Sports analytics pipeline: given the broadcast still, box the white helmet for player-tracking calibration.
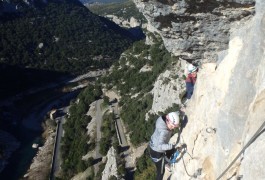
[188,64,197,73]
[167,112,179,127]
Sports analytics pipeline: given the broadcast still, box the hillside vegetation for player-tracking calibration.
[59,34,181,179]
[81,0,126,4]
[101,34,180,146]
[61,84,102,179]
[0,0,134,74]
[100,33,181,178]
[0,0,136,98]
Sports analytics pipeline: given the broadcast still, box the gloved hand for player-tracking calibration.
[173,143,187,152]
[175,146,182,151]
[170,144,179,150]
[181,143,187,150]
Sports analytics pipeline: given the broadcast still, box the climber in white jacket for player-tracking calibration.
[149,112,180,180]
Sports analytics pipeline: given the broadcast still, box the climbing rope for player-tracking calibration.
[185,148,194,159]
[216,120,265,180]
[177,134,197,178]
[181,156,195,178]
[180,134,194,159]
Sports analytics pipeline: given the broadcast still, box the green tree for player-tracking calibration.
[103,96,110,106]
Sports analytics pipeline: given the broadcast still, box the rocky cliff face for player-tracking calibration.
[134,0,265,179]
[102,147,118,180]
[134,0,255,63]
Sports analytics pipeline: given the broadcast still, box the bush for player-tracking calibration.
[109,175,118,180]
[61,84,103,178]
[99,112,117,155]
[134,148,156,180]
[103,96,110,106]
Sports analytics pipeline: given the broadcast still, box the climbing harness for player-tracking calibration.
[161,156,165,175]
[170,149,180,164]
[216,120,265,180]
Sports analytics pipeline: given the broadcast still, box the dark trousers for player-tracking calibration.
[149,148,165,180]
[149,148,176,180]
[186,82,194,99]
[154,158,164,180]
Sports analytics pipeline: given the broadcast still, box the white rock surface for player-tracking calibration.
[131,0,265,179]
[105,15,142,29]
[130,17,140,27]
[149,61,185,115]
[133,0,255,63]
[38,43,44,49]
[169,1,265,179]
[82,101,97,160]
[102,147,118,180]
[139,64,152,72]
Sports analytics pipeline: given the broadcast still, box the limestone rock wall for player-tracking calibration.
[172,1,265,179]
[105,15,140,28]
[133,0,265,179]
[150,61,186,115]
[133,0,255,63]
[102,147,118,180]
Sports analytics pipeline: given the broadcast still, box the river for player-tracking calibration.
[0,67,105,179]
[0,126,42,180]
[0,81,86,179]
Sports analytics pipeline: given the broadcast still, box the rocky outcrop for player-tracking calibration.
[102,147,118,180]
[133,0,255,63]
[150,65,185,114]
[134,0,265,179]
[23,130,55,180]
[105,15,143,29]
[130,17,141,27]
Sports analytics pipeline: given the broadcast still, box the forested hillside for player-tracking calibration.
[0,0,134,73]
[80,0,125,4]
[101,35,180,146]
[0,0,136,98]
[100,35,180,178]
[58,34,181,179]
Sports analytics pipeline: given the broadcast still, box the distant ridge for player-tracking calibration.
[0,0,139,97]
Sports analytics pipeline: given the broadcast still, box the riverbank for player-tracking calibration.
[0,70,105,179]
[23,121,56,180]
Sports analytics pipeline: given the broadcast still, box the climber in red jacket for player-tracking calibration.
[185,64,198,100]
